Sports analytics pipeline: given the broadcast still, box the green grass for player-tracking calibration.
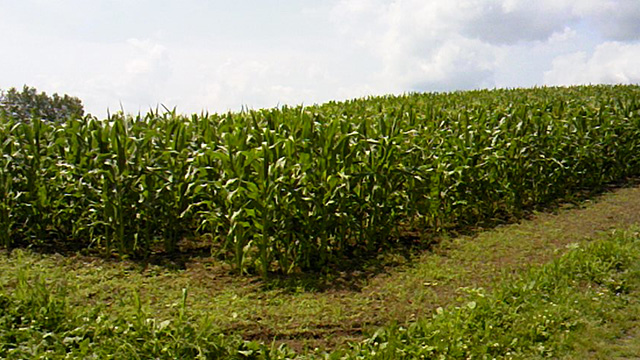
[338,228,640,359]
[1,229,639,359]
[2,188,640,358]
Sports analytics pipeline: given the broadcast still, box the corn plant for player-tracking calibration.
[1,85,640,275]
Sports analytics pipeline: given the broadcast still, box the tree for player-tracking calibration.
[0,85,85,122]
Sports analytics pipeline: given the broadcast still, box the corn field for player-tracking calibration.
[1,85,639,275]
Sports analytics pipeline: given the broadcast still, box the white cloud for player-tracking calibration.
[331,0,503,91]
[462,0,576,44]
[544,42,640,85]
[490,0,640,42]
[79,38,174,114]
[588,1,640,41]
[408,36,499,91]
[163,50,345,114]
[1,0,639,118]
[329,0,640,95]
[548,27,578,44]
[125,39,169,76]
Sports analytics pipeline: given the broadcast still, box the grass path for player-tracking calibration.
[3,183,640,352]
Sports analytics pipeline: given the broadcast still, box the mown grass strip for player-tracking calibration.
[1,229,638,359]
[338,229,640,359]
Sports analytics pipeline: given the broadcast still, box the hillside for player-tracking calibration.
[2,85,640,358]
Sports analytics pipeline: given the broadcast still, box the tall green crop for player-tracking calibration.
[1,85,640,275]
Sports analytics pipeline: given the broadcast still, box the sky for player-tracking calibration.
[1,0,639,118]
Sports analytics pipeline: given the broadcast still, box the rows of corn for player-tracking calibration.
[1,85,639,275]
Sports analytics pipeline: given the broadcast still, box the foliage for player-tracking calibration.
[0,85,84,123]
[1,85,640,275]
